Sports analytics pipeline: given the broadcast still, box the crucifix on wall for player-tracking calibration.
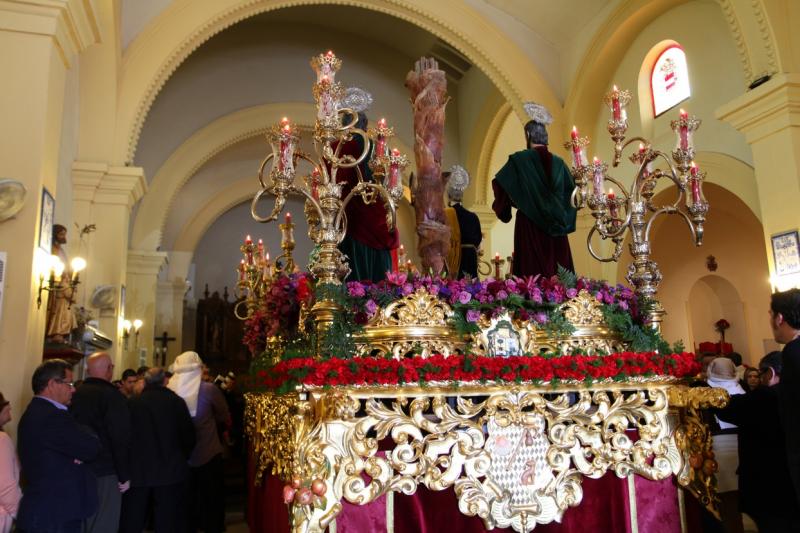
[153,330,176,367]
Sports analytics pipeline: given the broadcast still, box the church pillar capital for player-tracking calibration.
[127,250,167,277]
[0,0,99,68]
[717,72,800,289]
[72,162,147,209]
[716,73,800,144]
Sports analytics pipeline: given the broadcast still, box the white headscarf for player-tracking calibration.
[706,357,745,429]
[168,351,203,416]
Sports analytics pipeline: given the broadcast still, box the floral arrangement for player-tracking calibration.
[242,272,313,355]
[714,318,731,343]
[254,351,700,393]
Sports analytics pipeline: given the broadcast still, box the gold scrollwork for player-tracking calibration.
[561,289,605,326]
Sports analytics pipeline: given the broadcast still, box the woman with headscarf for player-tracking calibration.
[707,357,746,533]
[169,352,231,533]
[0,392,21,533]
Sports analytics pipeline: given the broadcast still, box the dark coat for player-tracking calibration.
[780,336,800,505]
[70,377,131,480]
[16,397,101,529]
[128,385,196,487]
[716,385,799,520]
[452,203,482,279]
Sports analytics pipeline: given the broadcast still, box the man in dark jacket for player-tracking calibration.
[716,351,800,532]
[17,359,101,533]
[770,288,800,508]
[120,367,195,533]
[70,351,131,532]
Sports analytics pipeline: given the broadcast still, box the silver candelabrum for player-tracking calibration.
[564,87,708,331]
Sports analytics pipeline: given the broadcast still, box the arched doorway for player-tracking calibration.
[686,275,746,354]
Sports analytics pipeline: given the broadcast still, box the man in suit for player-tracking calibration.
[120,367,195,533]
[715,351,800,532]
[70,352,131,532]
[770,288,800,508]
[17,359,101,533]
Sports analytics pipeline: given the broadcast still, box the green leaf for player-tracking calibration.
[557,265,578,289]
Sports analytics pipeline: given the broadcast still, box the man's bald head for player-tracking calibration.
[86,352,113,381]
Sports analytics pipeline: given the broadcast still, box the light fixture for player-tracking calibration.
[122,318,143,351]
[37,254,86,309]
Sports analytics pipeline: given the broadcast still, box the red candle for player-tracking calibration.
[245,235,252,245]
[285,212,292,224]
[607,188,618,220]
[375,119,387,158]
[592,157,603,196]
[611,85,621,121]
[570,126,583,167]
[257,238,264,260]
[690,163,701,204]
[389,148,401,189]
[679,109,689,151]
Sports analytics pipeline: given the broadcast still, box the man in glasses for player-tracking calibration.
[16,359,101,533]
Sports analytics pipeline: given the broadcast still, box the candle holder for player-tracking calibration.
[491,254,505,279]
[568,96,709,331]
[250,51,404,346]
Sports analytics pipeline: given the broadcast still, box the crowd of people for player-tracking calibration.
[0,351,236,533]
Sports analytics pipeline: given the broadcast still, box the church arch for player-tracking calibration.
[114,0,562,165]
[131,102,414,252]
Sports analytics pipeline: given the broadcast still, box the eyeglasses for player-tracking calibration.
[55,379,75,388]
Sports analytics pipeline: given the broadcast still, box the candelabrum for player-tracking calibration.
[249,51,406,337]
[233,224,297,320]
[564,91,708,331]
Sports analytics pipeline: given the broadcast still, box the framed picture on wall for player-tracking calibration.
[38,188,55,253]
[771,230,800,276]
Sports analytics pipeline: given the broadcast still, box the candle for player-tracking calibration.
[238,259,246,282]
[592,157,604,196]
[375,118,387,158]
[277,118,295,173]
[311,169,320,201]
[607,188,618,221]
[318,76,335,121]
[245,235,252,245]
[388,148,401,189]
[570,126,583,167]
[690,162,701,204]
[495,252,500,261]
[611,85,621,121]
[257,239,264,260]
[285,212,292,224]
[679,109,689,151]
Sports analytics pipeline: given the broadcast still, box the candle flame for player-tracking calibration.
[639,143,645,151]
[680,108,687,116]
[391,148,401,156]
[690,161,696,169]
[609,187,614,195]
[572,125,577,133]
[245,234,251,241]
[258,238,263,244]
[593,156,599,164]
[612,84,618,92]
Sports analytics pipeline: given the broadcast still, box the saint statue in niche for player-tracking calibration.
[45,224,78,343]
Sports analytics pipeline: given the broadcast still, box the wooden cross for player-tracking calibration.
[153,330,176,367]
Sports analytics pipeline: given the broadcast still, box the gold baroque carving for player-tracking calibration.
[372,286,451,327]
[560,289,604,326]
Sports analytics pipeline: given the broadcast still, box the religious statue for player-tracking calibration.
[492,103,577,278]
[45,224,78,343]
[443,165,482,279]
[406,57,450,276]
[335,87,399,282]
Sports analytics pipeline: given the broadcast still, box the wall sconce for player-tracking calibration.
[37,255,86,308]
[122,319,143,351]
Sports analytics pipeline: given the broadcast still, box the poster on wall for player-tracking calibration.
[38,188,55,253]
[771,230,800,276]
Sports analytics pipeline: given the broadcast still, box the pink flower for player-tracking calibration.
[365,299,378,316]
[386,271,408,286]
[566,288,578,299]
[466,309,481,323]
[458,291,472,304]
[347,282,366,298]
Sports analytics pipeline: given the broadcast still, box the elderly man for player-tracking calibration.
[120,367,195,533]
[17,359,101,533]
[770,288,800,507]
[70,352,131,532]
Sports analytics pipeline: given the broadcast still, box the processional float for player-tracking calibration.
[239,51,725,532]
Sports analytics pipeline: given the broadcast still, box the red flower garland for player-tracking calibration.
[255,352,700,391]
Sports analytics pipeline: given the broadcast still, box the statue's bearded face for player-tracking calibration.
[55,229,67,245]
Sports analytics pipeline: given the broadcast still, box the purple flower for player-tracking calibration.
[530,288,543,304]
[365,299,378,316]
[466,309,481,323]
[618,300,629,310]
[533,312,549,324]
[458,291,472,304]
[347,282,366,298]
[496,290,508,300]
[401,283,414,296]
[428,284,440,296]
[566,288,578,299]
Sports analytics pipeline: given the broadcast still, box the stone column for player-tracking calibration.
[72,162,146,368]
[0,0,98,434]
[125,250,167,370]
[717,73,800,290]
